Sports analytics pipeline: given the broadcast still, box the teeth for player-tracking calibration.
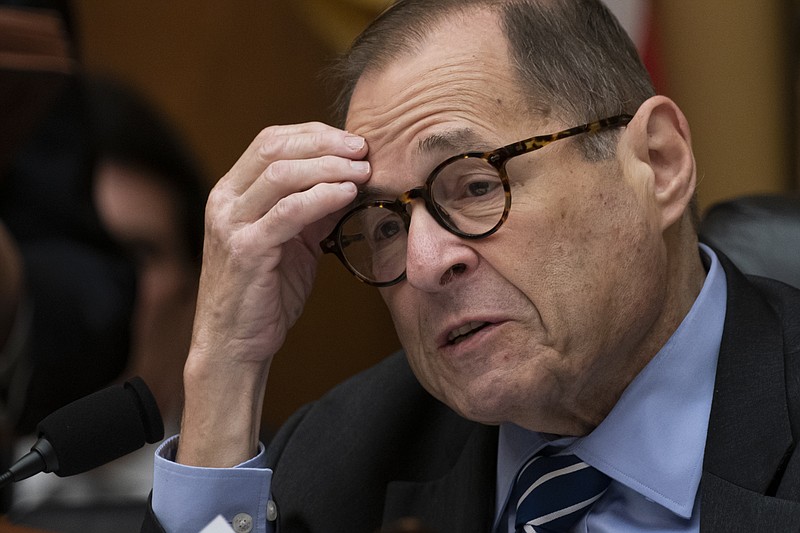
[447,321,487,343]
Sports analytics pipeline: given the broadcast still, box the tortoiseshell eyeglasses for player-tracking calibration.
[320,114,633,287]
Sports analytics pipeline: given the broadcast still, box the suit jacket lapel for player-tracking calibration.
[701,256,799,529]
[383,423,498,532]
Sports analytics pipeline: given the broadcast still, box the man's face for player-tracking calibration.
[345,10,668,435]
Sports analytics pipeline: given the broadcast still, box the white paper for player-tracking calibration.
[199,515,235,533]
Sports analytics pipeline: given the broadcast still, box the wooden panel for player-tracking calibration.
[655,0,795,210]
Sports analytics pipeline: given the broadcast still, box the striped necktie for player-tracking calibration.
[512,451,611,533]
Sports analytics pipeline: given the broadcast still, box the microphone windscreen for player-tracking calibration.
[35,377,164,477]
[124,377,164,444]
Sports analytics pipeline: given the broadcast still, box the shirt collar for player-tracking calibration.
[496,243,727,520]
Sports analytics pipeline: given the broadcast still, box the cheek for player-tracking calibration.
[543,174,655,269]
[550,187,665,341]
[492,175,661,336]
[380,286,406,326]
[380,287,424,357]
[380,288,452,397]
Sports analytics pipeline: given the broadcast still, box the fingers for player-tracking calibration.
[213,122,371,236]
[254,181,359,250]
[236,152,369,221]
[224,122,368,196]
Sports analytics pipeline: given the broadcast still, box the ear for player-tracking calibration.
[621,95,696,231]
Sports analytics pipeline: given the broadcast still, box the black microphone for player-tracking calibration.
[0,377,163,487]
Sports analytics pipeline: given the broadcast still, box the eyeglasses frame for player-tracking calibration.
[320,113,633,287]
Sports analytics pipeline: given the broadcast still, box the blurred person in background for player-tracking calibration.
[86,75,207,426]
[1,71,207,532]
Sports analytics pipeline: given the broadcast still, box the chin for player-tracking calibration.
[410,346,547,425]
[440,372,524,426]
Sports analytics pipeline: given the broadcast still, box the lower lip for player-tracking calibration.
[442,321,504,353]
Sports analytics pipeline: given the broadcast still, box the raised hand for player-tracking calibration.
[177,123,370,466]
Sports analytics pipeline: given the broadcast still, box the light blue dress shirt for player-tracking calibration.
[153,245,726,533]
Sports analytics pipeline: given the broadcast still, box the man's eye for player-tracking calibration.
[467,180,490,197]
[375,219,401,241]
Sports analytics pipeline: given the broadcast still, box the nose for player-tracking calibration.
[404,203,479,292]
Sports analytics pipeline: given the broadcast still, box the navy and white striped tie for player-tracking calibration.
[512,452,611,533]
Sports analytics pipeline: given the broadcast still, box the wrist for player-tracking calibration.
[176,352,271,467]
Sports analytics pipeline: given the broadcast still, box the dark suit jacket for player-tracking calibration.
[143,256,800,532]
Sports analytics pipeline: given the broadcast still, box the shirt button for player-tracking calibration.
[232,513,253,533]
[266,499,278,522]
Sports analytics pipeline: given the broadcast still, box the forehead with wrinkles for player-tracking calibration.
[343,9,540,204]
[340,1,536,127]
[345,9,528,138]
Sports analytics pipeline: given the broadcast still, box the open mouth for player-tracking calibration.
[447,321,490,345]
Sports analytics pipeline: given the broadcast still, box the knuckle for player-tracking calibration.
[255,138,278,165]
[205,186,227,214]
[263,159,291,186]
[254,125,291,163]
[255,125,280,144]
[204,212,226,243]
[306,121,328,131]
[313,130,336,150]
[271,195,300,221]
[318,154,341,173]
[204,187,239,233]
[253,124,338,167]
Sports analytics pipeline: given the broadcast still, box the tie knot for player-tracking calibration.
[512,452,610,533]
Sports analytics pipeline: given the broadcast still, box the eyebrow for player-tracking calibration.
[356,128,489,204]
[355,184,393,205]
[416,128,482,155]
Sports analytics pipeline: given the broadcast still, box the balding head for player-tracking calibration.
[334,0,655,159]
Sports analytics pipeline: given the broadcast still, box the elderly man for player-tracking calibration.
[144,0,800,531]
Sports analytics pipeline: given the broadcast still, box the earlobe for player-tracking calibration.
[624,96,696,230]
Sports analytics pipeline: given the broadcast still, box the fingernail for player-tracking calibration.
[344,134,365,150]
[350,160,370,173]
[339,182,357,193]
